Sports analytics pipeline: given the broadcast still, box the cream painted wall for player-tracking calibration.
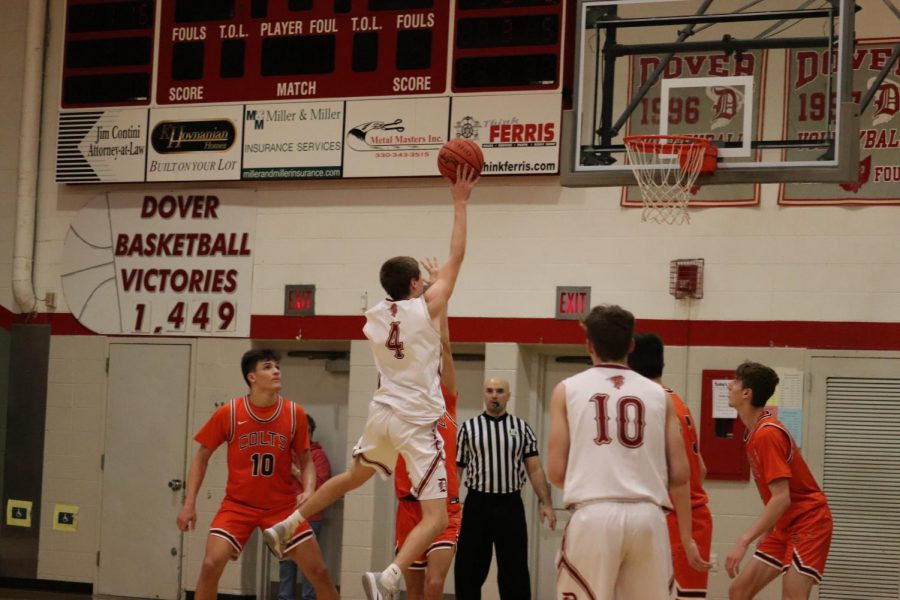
[39,334,106,583]
[0,0,27,311]
[5,0,895,325]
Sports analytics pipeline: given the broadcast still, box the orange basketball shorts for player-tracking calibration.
[667,504,713,598]
[754,507,833,583]
[395,499,462,569]
[210,498,313,558]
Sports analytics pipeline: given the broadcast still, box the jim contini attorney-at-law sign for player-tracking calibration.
[61,193,256,337]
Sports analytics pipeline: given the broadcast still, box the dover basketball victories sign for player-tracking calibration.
[61,193,256,337]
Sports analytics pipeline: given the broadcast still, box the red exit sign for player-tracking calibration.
[284,285,315,317]
[555,286,591,320]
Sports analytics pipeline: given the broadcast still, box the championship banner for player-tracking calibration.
[780,38,900,205]
[622,51,766,207]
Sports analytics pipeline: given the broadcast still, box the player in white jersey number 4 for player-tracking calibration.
[263,165,479,600]
[548,304,711,600]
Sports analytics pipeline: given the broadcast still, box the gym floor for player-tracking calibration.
[0,590,91,600]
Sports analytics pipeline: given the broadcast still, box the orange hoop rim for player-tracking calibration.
[623,134,713,155]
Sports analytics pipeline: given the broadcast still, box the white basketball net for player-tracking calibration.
[624,136,709,225]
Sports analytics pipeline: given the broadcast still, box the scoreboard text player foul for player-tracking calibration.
[57,0,565,182]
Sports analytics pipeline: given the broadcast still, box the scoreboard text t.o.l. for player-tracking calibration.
[57,0,565,183]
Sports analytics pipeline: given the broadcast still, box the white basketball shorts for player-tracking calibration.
[353,401,448,501]
[557,501,673,600]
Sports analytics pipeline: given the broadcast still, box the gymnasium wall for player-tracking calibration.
[0,1,898,600]
[8,0,899,327]
[0,0,27,312]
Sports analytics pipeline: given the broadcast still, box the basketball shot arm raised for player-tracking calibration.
[666,394,713,572]
[425,165,478,320]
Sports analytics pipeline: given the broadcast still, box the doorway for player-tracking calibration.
[97,343,191,599]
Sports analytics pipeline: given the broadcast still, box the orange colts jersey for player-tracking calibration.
[195,396,310,509]
[395,385,459,500]
[668,390,709,508]
[745,411,828,530]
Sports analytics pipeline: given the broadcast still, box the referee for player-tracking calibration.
[454,377,556,600]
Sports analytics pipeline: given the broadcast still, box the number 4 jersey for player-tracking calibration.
[561,364,671,509]
[364,297,444,425]
[195,396,309,509]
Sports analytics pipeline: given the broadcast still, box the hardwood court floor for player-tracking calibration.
[0,589,91,600]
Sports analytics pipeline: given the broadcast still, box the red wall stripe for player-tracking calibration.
[1,305,898,350]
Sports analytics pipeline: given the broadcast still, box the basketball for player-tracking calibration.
[437,138,484,182]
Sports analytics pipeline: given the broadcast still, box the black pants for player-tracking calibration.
[454,490,530,600]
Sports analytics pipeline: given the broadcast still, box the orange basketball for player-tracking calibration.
[437,138,484,182]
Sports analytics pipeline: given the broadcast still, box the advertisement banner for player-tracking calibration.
[56,109,148,183]
[450,94,560,175]
[146,106,243,181]
[342,97,450,178]
[242,101,344,179]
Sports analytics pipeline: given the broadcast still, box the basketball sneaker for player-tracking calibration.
[262,522,290,559]
[361,572,398,600]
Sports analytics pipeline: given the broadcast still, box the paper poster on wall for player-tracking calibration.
[6,499,32,527]
[146,106,243,182]
[60,192,256,337]
[450,94,560,175]
[56,108,148,183]
[53,504,79,532]
[342,97,450,178]
[772,369,804,447]
[242,102,344,180]
[712,378,737,419]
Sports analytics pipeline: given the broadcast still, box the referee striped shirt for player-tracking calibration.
[456,412,539,494]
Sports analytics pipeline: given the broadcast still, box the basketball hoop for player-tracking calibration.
[623,135,718,225]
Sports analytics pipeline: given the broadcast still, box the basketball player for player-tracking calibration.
[394,268,460,600]
[628,333,713,600]
[263,165,479,600]
[176,349,338,600]
[548,305,711,600]
[725,361,832,600]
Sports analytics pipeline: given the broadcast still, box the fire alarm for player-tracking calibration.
[669,259,704,299]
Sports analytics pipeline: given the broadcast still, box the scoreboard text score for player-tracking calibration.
[58,0,565,182]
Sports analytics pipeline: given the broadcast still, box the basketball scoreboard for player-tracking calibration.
[56,0,566,182]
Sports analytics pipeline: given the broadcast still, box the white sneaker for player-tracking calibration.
[361,572,398,600]
[262,522,290,559]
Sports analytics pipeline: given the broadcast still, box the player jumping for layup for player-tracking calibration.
[264,166,479,600]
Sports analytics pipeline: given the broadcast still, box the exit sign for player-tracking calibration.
[284,285,316,317]
[555,286,591,320]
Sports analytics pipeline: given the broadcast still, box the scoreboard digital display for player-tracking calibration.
[62,0,562,107]
[62,0,156,106]
[58,0,565,182]
[156,0,451,103]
